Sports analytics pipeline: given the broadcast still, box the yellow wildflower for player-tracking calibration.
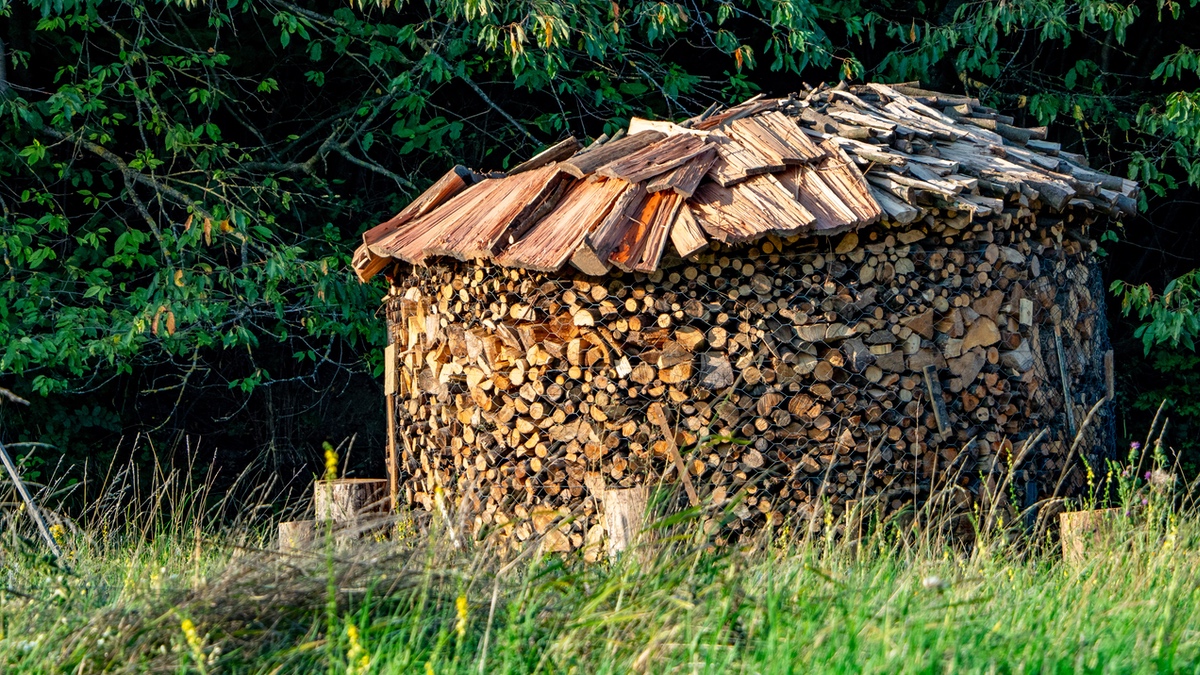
[324,442,338,481]
[346,623,369,674]
[456,594,468,639]
[48,523,65,547]
[181,618,208,673]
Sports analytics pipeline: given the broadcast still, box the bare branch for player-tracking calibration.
[265,0,537,142]
[0,387,30,406]
[0,37,10,99]
[416,38,537,142]
[332,145,417,189]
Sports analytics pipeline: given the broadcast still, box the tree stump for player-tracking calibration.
[314,478,389,548]
[278,520,316,552]
[1059,508,1124,564]
[314,478,389,522]
[599,485,650,560]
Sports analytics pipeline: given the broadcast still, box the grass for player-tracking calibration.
[0,444,1197,673]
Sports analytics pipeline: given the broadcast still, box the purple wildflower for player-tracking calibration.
[1131,442,1142,451]
[1142,498,1149,506]
[1145,472,1153,481]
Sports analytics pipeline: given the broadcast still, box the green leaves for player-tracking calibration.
[1113,273,1200,354]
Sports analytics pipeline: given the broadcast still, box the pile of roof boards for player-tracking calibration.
[354,81,1136,283]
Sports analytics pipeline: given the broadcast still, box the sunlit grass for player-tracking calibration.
[0,442,1196,673]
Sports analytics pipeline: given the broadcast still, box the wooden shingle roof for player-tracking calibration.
[353,82,1137,282]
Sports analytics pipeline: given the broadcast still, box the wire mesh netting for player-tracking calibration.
[384,215,1112,552]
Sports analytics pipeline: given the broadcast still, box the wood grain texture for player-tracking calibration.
[561,131,666,178]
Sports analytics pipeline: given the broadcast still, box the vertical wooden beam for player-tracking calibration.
[1104,349,1115,402]
[922,364,950,438]
[385,332,399,512]
[1054,325,1076,435]
[647,402,699,507]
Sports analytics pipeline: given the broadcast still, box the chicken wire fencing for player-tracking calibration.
[382,219,1113,551]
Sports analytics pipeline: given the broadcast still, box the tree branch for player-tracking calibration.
[265,0,537,142]
[416,38,537,142]
[38,126,216,223]
[331,145,417,189]
[0,387,30,406]
[0,37,10,99]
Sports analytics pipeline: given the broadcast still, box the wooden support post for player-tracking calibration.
[385,341,398,512]
[1054,325,1076,435]
[1104,349,1115,402]
[647,402,699,507]
[1060,508,1123,564]
[0,438,63,562]
[922,365,950,438]
[315,478,389,548]
[1023,479,1038,531]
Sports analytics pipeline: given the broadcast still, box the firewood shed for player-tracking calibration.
[352,82,1136,554]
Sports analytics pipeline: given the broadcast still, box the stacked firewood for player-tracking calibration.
[385,200,1110,551]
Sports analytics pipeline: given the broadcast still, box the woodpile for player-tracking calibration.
[355,82,1131,550]
[382,206,1113,549]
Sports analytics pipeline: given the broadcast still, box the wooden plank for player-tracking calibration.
[497,177,631,272]
[380,177,511,264]
[424,164,569,261]
[756,110,826,163]
[627,117,712,138]
[668,205,708,258]
[608,191,670,272]
[560,131,666,178]
[360,165,478,249]
[813,140,884,226]
[355,165,479,280]
[508,137,581,175]
[775,165,858,233]
[732,173,816,236]
[726,113,825,167]
[646,148,717,196]
[647,402,700,507]
[570,183,648,275]
[689,182,769,244]
[630,192,684,273]
[706,130,784,187]
[689,95,777,130]
[726,116,797,166]
[596,134,711,183]
[688,173,814,243]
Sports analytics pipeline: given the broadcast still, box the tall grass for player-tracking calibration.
[0,435,1197,673]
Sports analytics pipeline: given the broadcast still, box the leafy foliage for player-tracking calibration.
[5,0,1200,466]
[0,0,858,462]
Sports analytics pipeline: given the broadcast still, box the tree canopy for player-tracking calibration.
[3,0,1200,473]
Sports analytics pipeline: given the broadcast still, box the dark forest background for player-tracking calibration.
[3,0,1200,500]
